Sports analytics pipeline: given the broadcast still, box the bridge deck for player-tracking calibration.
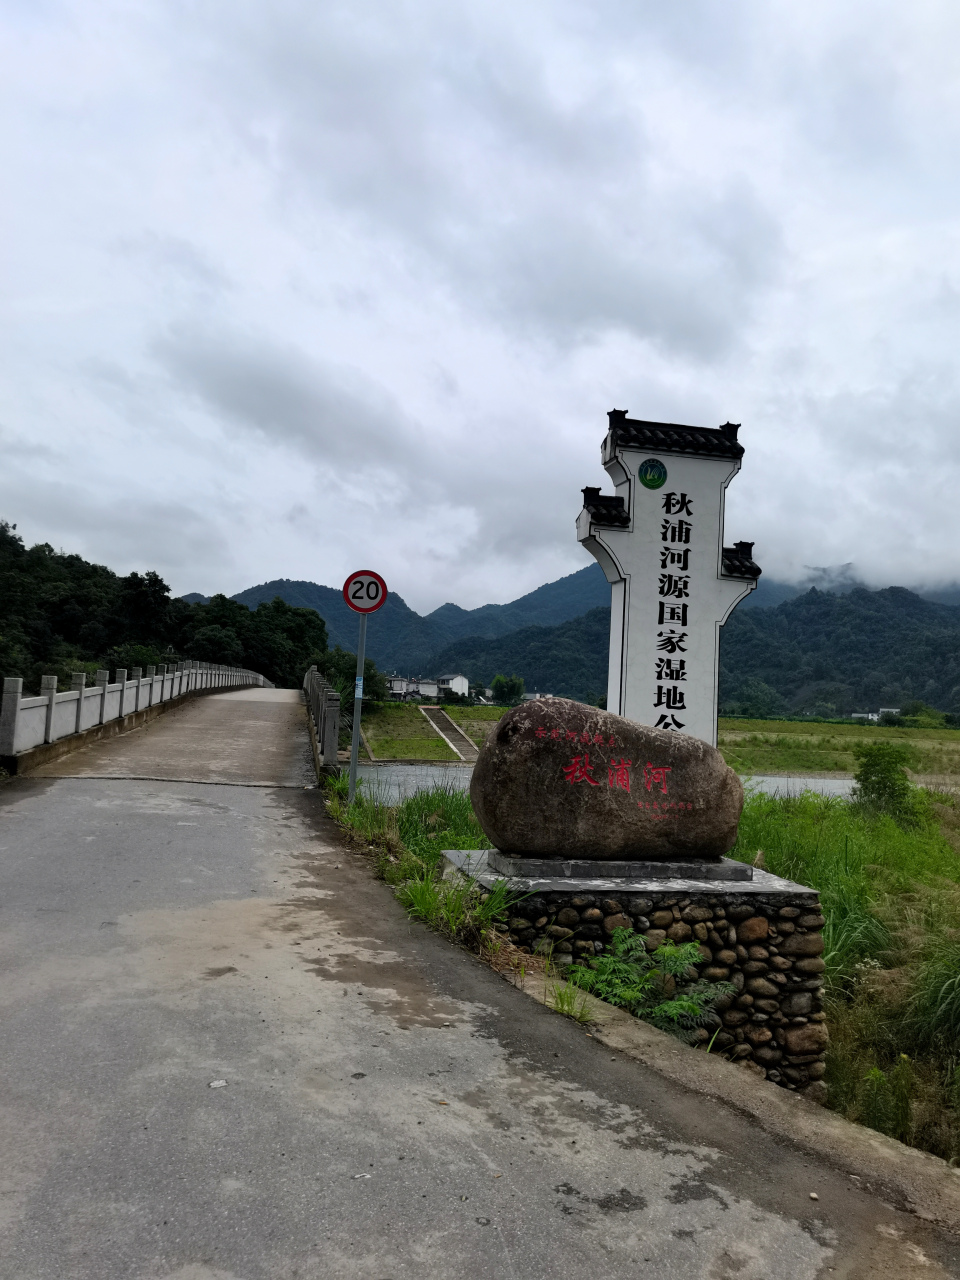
[30,686,315,787]
[0,689,956,1277]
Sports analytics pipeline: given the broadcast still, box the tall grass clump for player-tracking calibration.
[731,791,957,985]
[324,775,517,949]
[733,787,960,1158]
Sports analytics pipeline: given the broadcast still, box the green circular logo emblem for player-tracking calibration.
[638,458,667,490]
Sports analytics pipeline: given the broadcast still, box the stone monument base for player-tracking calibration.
[443,849,828,1095]
[487,849,753,882]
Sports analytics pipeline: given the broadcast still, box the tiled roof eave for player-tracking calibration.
[607,421,744,461]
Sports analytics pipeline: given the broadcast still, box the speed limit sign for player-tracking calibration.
[342,569,387,804]
[342,569,388,614]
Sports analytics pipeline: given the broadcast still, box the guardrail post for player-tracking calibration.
[115,670,127,717]
[0,677,22,755]
[157,664,166,702]
[95,670,109,724]
[71,673,86,733]
[323,690,340,764]
[41,674,57,742]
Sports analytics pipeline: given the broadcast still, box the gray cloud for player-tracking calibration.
[2,1,960,610]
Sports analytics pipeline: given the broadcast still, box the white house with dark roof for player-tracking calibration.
[386,673,469,701]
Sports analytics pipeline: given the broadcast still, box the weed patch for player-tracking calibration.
[324,776,520,952]
[731,788,960,1158]
[571,929,734,1045]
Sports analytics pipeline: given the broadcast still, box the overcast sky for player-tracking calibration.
[2,2,960,613]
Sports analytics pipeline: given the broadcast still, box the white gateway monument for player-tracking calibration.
[577,410,760,747]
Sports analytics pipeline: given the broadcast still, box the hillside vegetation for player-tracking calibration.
[230,564,610,672]
[428,586,960,716]
[428,607,610,702]
[0,521,329,690]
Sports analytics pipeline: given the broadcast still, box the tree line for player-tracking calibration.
[0,521,386,695]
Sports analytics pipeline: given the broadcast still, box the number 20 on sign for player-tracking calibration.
[343,570,388,614]
[342,570,388,804]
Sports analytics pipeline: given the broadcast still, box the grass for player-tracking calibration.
[326,753,960,1161]
[324,773,518,952]
[718,717,960,780]
[730,785,960,1158]
[443,705,511,748]
[357,702,458,761]
[547,977,594,1024]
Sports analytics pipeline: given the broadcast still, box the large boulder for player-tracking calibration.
[470,697,742,861]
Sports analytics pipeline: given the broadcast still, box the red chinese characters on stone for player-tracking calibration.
[637,799,695,821]
[608,758,632,793]
[562,753,599,786]
[533,725,616,747]
[643,762,672,793]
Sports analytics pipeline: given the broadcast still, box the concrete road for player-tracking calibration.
[0,691,957,1279]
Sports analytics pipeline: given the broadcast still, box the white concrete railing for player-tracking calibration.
[302,665,342,771]
[0,661,267,758]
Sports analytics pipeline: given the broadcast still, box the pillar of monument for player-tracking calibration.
[577,410,761,747]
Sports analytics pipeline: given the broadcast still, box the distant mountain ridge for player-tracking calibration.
[427,585,960,714]
[179,565,960,691]
[224,564,611,672]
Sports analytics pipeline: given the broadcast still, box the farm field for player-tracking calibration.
[443,704,510,749]
[718,717,960,783]
[359,705,960,779]
[357,702,458,761]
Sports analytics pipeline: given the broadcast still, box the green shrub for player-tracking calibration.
[852,743,922,824]
[857,1056,914,1142]
[572,929,734,1044]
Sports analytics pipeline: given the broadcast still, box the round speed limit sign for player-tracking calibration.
[342,569,388,614]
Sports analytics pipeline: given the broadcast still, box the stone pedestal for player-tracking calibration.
[444,849,828,1093]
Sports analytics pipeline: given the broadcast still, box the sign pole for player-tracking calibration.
[341,568,387,805]
[348,613,367,804]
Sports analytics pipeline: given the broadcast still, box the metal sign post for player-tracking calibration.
[342,570,388,804]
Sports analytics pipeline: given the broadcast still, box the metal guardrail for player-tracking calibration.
[0,661,267,758]
[302,665,342,774]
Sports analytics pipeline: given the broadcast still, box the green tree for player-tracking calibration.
[190,625,245,666]
[318,645,388,702]
[726,677,785,718]
[491,673,525,705]
[852,743,921,824]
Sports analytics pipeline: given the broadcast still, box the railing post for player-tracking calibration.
[41,674,57,742]
[157,664,166,702]
[116,670,127,717]
[71,673,86,733]
[323,690,340,765]
[146,666,156,707]
[95,670,109,724]
[0,677,22,756]
[132,667,142,711]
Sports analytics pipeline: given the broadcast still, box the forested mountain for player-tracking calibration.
[9,512,960,711]
[227,563,611,672]
[719,586,960,715]
[427,586,960,715]
[190,560,960,680]
[0,522,329,690]
[429,607,611,703]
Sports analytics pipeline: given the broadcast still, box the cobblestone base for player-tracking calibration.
[503,888,827,1092]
